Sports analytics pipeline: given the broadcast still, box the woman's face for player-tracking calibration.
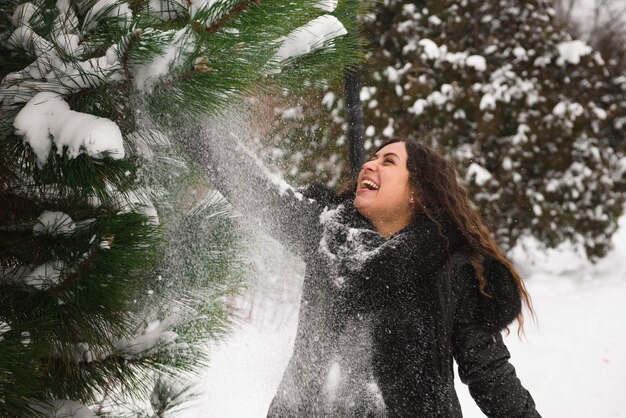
[354,141,416,229]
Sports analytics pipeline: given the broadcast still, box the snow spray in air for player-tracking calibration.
[173,104,387,416]
[173,104,306,326]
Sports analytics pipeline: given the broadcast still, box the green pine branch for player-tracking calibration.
[1,0,362,414]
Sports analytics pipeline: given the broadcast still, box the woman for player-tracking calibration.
[183,122,540,417]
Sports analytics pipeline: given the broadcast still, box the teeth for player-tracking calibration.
[361,179,379,190]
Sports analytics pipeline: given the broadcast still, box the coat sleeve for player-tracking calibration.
[451,261,541,418]
[175,112,326,258]
[452,324,541,418]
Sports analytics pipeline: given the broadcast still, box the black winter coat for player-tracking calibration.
[265,186,540,417]
[180,130,541,418]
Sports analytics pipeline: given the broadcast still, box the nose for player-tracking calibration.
[361,159,378,172]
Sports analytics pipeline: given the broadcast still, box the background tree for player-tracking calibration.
[0,0,360,416]
[556,0,626,72]
[268,0,626,259]
[555,0,626,150]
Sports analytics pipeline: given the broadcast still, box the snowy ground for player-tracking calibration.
[178,213,626,418]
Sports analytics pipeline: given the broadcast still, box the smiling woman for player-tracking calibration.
[354,141,415,238]
[182,117,541,417]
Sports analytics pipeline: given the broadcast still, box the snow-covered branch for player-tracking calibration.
[13,92,124,166]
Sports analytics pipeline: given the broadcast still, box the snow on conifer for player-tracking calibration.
[14,92,125,166]
[0,0,359,415]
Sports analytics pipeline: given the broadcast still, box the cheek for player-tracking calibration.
[380,187,406,206]
[389,176,411,198]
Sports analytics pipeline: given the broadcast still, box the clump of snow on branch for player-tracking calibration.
[71,342,97,363]
[3,42,123,100]
[31,400,97,418]
[415,38,487,72]
[121,188,160,224]
[83,0,132,32]
[150,373,194,415]
[0,262,65,290]
[407,98,427,115]
[195,0,239,26]
[13,92,125,166]
[476,65,541,112]
[556,40,592,65]
[57,308,192,365]
[278,105,304,121]
[465,55,487,71]
[315,0,339,12]
[53,0,79,37]
[479,93,496,111]
[33,211,76,236]
[553,100,585,119]
[114,308,187,359]
[0,322,10,342]
[147,0,185,21]
[416,39,440,59]
[22,262,65,290]
[466,163,493,186]
[271,15,347,71]
[11,2,36,27]
[55,33,82,56]
[133,28,195,92]
[1,2,123,107]
[145,0,228,25]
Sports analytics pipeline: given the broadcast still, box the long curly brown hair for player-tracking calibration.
[344,138,535,333]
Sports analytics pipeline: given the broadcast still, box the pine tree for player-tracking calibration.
[0,0,360,415]
[271,0,626,259]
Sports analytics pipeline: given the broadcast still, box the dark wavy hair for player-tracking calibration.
[341,138,534,333]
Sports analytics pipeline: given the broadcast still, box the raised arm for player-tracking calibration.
[451,258,541,418]
[175,108,326,258]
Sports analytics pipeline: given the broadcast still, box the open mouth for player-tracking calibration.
[360,179,380,191]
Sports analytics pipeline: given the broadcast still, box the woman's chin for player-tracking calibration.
[354,197,375,216]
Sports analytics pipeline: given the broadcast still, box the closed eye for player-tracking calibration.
[367,152,400,165]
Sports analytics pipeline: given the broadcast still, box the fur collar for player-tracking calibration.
[302,184,522,332]
[317,202,452,282]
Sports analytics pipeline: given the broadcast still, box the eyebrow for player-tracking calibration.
[370,152,400,161]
